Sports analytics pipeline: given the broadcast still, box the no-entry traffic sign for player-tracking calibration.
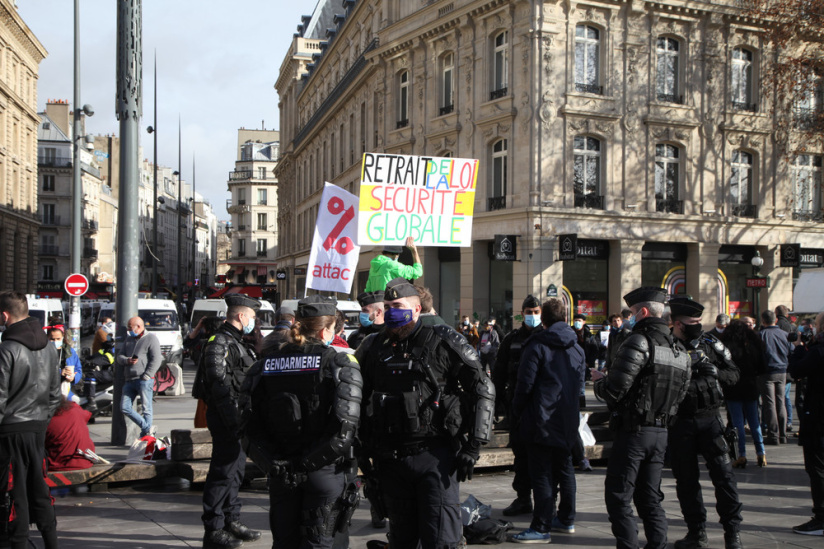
[64,274,89,297]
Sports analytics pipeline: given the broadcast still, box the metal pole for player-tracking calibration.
[191,156,196,300]
[176,118,182,310]
[151,53,158,297]
[113,0,142,445]
[69,0,81,351]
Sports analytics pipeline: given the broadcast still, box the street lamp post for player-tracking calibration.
[147,53,158,297]
[751,250,764,326]
[191,157,197,301]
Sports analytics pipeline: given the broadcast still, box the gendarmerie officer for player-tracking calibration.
[242,296,362,549]
[355,278,495,549]
[491,294,543,516]
[594,287,691,549]
[347,291,385,350]
[201,294,263,549]
[668,297,743,549]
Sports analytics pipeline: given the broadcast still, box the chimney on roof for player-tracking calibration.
[45,100,71,136]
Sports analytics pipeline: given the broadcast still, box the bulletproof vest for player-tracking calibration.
[257,344,334,452]
[367,327,463,441]
[679,338,725,416]
[227,336,256,397]
[631,332,691,426]
[504,330,533,399]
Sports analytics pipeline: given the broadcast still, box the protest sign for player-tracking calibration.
[306,183,361,294]
[357,152,478,247]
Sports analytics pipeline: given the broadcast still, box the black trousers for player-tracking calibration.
[509,430,531,500]
[378,441,462,549]
[528,443,575,533]
[0,431,57,549]
[604,426,668,549]
[668,413,742,532]
[269,463,345,549]
[202,407,246,531]
[802,444,824,521]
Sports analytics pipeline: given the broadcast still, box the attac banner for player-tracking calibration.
[306,183,361,294]
[357,152,478,247]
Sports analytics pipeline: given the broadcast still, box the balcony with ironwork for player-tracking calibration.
[238,225,247,231]
[82,219,99,231]
[732,101,758,112]
[83,248,98,259]
[396,119,409,129]
[237,250,246,257]
[732,204,757,218]
[37,153,72,167]
[575,83,603,95]
[38,214,68,227]
[439,104,454,116]
[256,250,268,257]
[793,209,824,222]
[574,194,604,210]
[656,198,684,214]
[657,93,684,104]
[490,87,508,100]
[488,196,507,211]
[795,107,822,131]
[229,170,252,182]
[40,245,68,257]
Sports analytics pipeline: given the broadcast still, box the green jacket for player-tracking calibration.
[364,254,423,292]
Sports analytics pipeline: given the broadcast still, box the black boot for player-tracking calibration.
[674,527,709,549]
[224,520,261,542]
[203,529,243,549]
[370,504,386,528]
[724,531,743,549]
[502,496,533,516]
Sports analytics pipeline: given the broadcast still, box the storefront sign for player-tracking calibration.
[576,239,609,260]
[294,267,307,276]
[546,284,558,297]
[558,234,577,261]
[493,235,517,261]
[576,300,607,324]
[745,277,768,288]
[276,270,287,280]
[357,152,478,247]
[800,248,824,268]
[729,301,752,318]
[780,243,801,268]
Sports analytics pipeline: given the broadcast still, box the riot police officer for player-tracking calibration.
[242,295,362,549]
[594,287,692,549]
[347,291,385,350]
[491,294,543,516]
[355,278,495,549]
[668,297,743,549]
[200,295,262,549]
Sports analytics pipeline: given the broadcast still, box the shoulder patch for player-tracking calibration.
[208,335,216,342]
[345,354,358,364]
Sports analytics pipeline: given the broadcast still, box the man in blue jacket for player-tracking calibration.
[510,298,586,544]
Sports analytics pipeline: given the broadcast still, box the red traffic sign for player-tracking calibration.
[745,277,767,288]
[64,274,89,296]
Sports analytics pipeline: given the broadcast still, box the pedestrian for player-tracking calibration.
[186,317,225,429]
[457,316,480,348]
[0,290,61,549]
[260,305,296,356]
[478,317,501,375]
[758,310,793,444]
[200,295,263,549]
[242,295,362,548]
[364,237,422,293]
[510,298,586,543]
[116,316,162,439]
[92,316,114,354]
[605,312,631,370]
[355,277,495,549]
[347,292,384,350]
[46,326,82,401]
[492,295,543,516]
[416,286,447,326]
[45,396,96,471]
[709,314,730,339]
[594,287,691,549]
[668,297,743,549]
[788,311,824,536]
[775,305,794,333]
[331,310,350,349]
[720,320,767,467]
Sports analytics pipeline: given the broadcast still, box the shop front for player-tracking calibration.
[718,245,758,319]
[561,239,610,327]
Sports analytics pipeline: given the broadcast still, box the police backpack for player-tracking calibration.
[463,518,513,544]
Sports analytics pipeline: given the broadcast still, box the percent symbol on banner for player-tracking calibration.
[322,196,356,254]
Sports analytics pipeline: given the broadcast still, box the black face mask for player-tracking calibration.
[681,322,703,340]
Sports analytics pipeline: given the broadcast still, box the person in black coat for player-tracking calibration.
[788,312,824,536]
[510,299,586,543]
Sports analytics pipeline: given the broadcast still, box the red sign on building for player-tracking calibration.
[745,277,768,288]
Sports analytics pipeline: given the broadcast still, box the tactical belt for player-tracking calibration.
[375,441,431,460]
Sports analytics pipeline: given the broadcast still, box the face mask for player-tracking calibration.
[243,317,255,335]
[626,316,637,330]
[463,320,470,327]
[524,314,541,328]
[127,330,137,338]
[716,326,725,334]
[52,340,63,349]
[682,322,703,340]
[385,308,413,328]
[573,320,584,330]
[359,312,374,328]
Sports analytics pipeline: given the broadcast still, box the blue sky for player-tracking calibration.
[18,0,317,220]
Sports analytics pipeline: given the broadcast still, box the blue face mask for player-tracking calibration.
[385,308,413,328]
[524,314,541,328]
[573,320,584,330]
[626,316,637,330]
[243,317,255,335]
[127,330,137,338]
[52,340,63,349]
[359,312,374,328]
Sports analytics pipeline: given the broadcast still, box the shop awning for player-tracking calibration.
[257,266,266,276]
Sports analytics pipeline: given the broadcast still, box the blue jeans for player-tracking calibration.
[726,399,764,458]
[122,378,153,436]
[785,382,793,426]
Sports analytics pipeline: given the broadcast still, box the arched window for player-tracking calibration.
[730,150,754,217]
[656,37,681,103]
[491,31,508,99]
[654,144,683,213]
[397,70,409,128]
[573,136,602,209]
[440,53,454,115]
[489,139,508,211]
[731,47,756,111]
[575,25,601,94]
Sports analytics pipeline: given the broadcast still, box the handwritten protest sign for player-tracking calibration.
[357,152,478,247]
[306,183,361,294]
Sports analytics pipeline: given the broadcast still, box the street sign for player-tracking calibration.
[745,277,768,288]
[546,284,558,297]
[64,273,89,296]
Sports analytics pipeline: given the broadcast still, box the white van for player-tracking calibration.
[97,298,184,367]
[279,298,361,339]
[190,298,276,338]
[26,295,66,329]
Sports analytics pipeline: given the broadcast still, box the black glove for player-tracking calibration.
[270,460,307,489]
[696,362,718,379]
[454,443,480,482]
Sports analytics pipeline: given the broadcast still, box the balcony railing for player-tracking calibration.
[490,87,508,100]
[37,154,72,167]
[237,250,246,257]
[488,196,507,211]
[229,170,252,182]
[732,101,758,112]
[574,194,604,210]
[40,245,68,257]
[38,214,67,226]
[396,119,409,129]
[656,198,684,214]
[439,104,454,116]
[83,248,98,259]
[575,83,603,95]
[256,250,268,257]
[732,204,757,218]
[793,210,824,222]
[657,93,684,104]
[238,225,246,231]
[82,219,99,230]
[795,107,822,131]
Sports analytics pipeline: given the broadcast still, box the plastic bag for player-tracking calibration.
[123,436,169,462]
[460,494,492,526]
[579,413,596,447]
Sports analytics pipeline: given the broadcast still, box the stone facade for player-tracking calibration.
[275,0,824,329]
